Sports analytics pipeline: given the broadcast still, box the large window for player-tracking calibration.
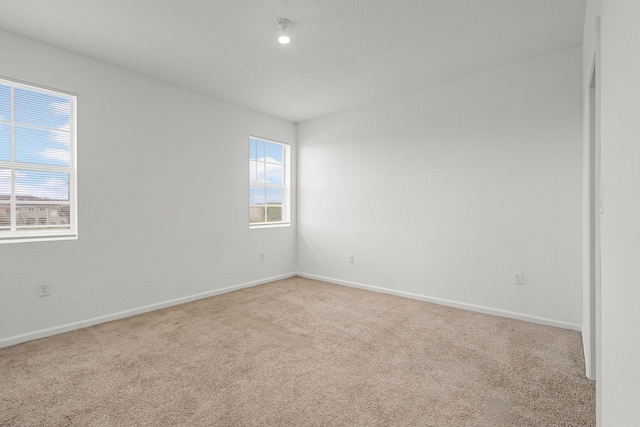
[0,78,77,243]
[249,136,290,228]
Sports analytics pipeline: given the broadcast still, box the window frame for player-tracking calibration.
[249,136,290,229]
[0,77,78,244]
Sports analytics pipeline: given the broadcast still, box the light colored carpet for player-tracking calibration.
[0,276,594,426]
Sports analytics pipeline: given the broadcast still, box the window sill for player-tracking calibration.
[249,222,291,230]
[0,234,77,245]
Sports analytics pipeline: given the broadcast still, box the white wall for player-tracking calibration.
[297,47,583,328]
[591,0,640,425]
[0,30,296,346]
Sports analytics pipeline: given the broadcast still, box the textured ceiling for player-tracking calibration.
[0,0,586,122]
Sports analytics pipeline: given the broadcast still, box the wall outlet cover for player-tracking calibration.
[38,284,51,297]
[514,273,524,285]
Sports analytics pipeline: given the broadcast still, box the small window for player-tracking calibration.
[249,136,290,228]
[0,77,77,243]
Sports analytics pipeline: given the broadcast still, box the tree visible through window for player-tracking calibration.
[0,78,77,243]
[249,137,289,227]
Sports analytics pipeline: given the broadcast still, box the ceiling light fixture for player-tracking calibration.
[277,19,291,44]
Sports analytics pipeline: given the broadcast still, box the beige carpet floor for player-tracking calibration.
[0,276,594,426]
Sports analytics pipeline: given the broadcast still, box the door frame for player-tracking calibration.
[583,17,601,384]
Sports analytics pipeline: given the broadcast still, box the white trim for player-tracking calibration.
[0,234,76,245]
[581,16,602,387]
[0,273,296,349]
[0,75,77,97]
[249,222,291,229]
[297,272,582,331]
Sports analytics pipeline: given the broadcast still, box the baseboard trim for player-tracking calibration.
[0,273,296,349]
[297,272,581,331]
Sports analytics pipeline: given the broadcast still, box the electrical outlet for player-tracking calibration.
[348,254,355,263]
[260,252,265,261]
[38,283,51,297]
[514,273,523,285]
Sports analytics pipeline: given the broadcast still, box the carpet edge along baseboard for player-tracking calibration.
[0,272,297,349]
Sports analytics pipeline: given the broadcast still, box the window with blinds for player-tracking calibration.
[249,136,290,228]
[0,77,77,243]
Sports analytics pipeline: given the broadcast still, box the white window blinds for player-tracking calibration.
[0,77,77,243]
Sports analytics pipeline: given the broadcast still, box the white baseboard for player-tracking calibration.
[0,273,296,349]
[297,272,582,331]
[1,271,580,349]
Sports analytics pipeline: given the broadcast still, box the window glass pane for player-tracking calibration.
[0,167,8,228]
[266,187,283,204]
[249,206,265,223]
[14,87,71,130]
[15,170,69,201]
[15,126,70,167]
[256,138,265,160]
[250,160,267,184]
[0,168,9,200]
[16,204,70,227]
[249,160,257,183]
[249,138,257,160]
[0,124,9,161]
[0,204,9,229]
[265,163,283,185]
[249,187,266,206]
[255,161,265,183]
[0,84,10,122]
[266,206,282,222]
[265,142,283,164]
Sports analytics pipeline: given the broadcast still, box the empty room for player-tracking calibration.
[1,1,638,426]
